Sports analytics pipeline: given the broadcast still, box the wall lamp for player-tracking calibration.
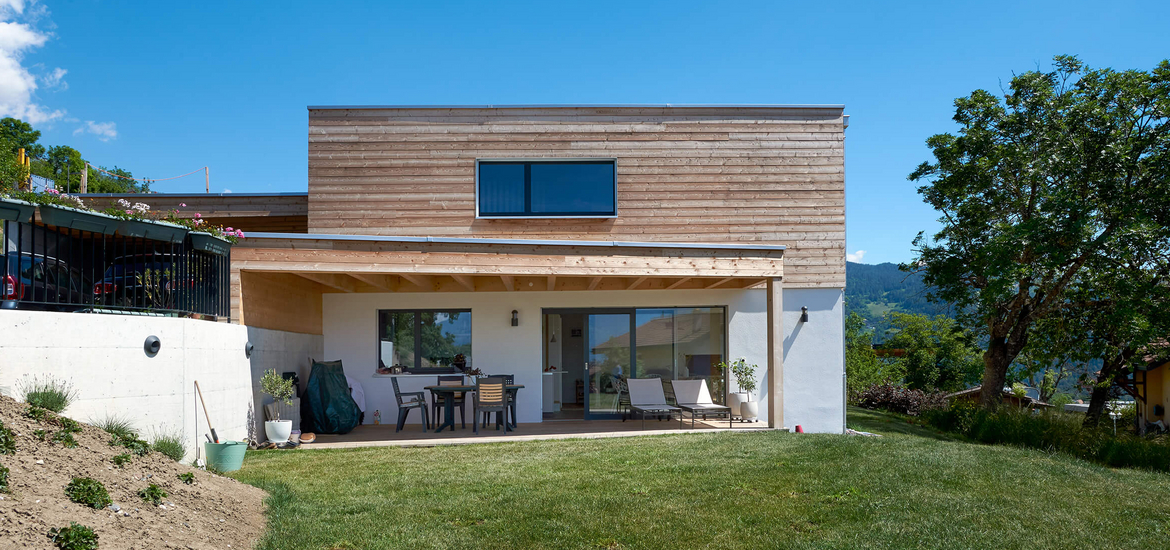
[144,335,161,356]
[511,310,519,327]
[800,306,809,323]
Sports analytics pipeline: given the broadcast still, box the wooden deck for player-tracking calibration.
[305,418,775,449]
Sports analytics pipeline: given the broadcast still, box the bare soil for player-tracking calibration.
[0,394,266,549]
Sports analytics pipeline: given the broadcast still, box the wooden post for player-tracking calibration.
[766,277,784,429]
[80,162,88,193]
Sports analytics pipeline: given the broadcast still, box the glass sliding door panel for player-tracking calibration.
[586,313,633,417]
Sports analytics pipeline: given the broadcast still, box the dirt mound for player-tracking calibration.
[0,394,266,549]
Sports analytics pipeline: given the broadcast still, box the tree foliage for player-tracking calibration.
[0,117,44,158]
[883,312,983,393]
[845,312,901,398]
[904,55,1170,408]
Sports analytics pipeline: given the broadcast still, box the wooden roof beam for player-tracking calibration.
[451,274,476,292]
[705,277,735,289]
[397,273,433,290]
[546,275,556,291]
[500,275,515,291]
[666,277,693,290]
[587,276,603,291]
[294,272,359,293]
[348,273,396,292]
[626,276,648,290]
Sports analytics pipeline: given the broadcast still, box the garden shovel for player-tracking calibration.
[195,380,219,443]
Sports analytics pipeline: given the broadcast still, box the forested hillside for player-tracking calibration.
[845,262,949,338]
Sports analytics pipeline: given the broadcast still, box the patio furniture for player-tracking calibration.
[391,377,429,433]
[671,379,733,429]
[487,374,518,429]
[431,375,466,430]
[426,383,526,433]
[625,378,681,429]
[473,377,511,435]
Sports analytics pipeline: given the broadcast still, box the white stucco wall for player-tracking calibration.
[0,310,321,460]
[322,286,845,433]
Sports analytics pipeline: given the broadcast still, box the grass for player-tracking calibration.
[19,375,78,413]
[149,426,186,462]
[90,414,137,441]
[231,408,1170,549]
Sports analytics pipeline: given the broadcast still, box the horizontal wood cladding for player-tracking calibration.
[233,270,323,334]
[307,106,845,287]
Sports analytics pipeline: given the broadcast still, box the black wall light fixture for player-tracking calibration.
[245,341,255,358]
[511,310,519,327]
[144,335,161,356]
[800,306,809,323]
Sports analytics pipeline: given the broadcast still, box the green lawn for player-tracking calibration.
[231,408,1170,549]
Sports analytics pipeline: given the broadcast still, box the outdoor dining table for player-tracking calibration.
[424,384,524,433]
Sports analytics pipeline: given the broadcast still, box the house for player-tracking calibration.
[1138,360,1168,430]
[84,104,850,435]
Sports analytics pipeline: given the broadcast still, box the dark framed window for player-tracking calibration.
[477,159,617,217]
[378,309,472,372]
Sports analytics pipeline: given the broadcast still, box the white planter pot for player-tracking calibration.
[740,401,759,422]
[264,420,292,443]
[728,392,750,419]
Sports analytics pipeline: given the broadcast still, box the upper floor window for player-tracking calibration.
[477,159,617,218]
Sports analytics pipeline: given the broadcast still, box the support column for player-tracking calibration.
[766,277,784,429]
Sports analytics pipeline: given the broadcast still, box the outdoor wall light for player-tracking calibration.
[800,306,809,323]
[144,335,161,356]
[511,310,519,327]
[245,341,255,358]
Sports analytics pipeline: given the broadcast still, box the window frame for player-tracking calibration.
[475,158,619,219]
[376,308,472,372]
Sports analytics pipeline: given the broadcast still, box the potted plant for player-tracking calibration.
[260,369,295,443]
[725,358,759,422]
[0,195,35,223]
[30,189,121,235]
[185,217,242,256]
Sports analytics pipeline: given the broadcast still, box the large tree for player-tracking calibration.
[0,117,45,159]
[883,312,983,393]
[905,56,1170,408]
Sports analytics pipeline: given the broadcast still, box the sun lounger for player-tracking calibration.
[671,379,733,429]
[625,378,681,429]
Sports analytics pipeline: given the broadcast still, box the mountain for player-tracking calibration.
[845,262,948,339]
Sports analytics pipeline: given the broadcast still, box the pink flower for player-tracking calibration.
[235,230,245,238]
[47,188,60,195]
[125,210,133,215]
[179,203,187,207]
[225,227,234,232]
[194,213,201,218]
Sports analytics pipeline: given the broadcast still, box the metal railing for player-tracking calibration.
[2,220,230,320]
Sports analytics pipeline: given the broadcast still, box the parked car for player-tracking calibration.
[93,252,215,310]
[2,254,92,311]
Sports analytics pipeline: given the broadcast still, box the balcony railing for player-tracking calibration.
[2,219,230,320]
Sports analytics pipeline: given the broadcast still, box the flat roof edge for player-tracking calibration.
[307,103,844,111]
[77,192,308,198]
[244,232,786,252]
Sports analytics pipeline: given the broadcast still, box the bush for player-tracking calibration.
[138,483,167,504]
[0,420,14,455]
[20,375,78,413]
[51,430,78,448]
[110,433,150,457]
[0,463,9,492]
[92,414,136,440]
[111,453,132,467]
[177,472,195,484]
[25,406,49,422]
[55,416,83,434]
[922,402,1170,472]
[856,383,948,416]
[47,522,99,550]
[64,477,111,509]
[150,427,185,462]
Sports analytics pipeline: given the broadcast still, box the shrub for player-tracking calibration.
[110,433,150,457]
[150,427,185,462]
[55,416,83,434]
[112,453,132,467]
[34,429,49,441]
[19,375,78,413]
[138,483,167,504]
[177,472,195,484]
[922,402,1170,472]
[92,414,136,440]
[51,430,78,448]
[64,477,111,509]
[47,522,99,550]
[856,383,947,416]
[0,420,14,455]
[25,406,49,422]
[0,463,9,492]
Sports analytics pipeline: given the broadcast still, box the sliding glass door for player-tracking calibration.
[585,311,635,419]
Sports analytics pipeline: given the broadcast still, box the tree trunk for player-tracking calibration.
[1083,382,1112,428]
[979,341,1010,409]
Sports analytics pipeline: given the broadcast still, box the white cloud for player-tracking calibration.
[222,188,233,194]
[847,250,867,263]
[41,65,65,89]
[0,1,65,124]
[72,120,116,141]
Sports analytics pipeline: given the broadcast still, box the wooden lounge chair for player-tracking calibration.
[625,378,681,429]
[671,379,733,429]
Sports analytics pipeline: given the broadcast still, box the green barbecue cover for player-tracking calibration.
[303,359,360,434]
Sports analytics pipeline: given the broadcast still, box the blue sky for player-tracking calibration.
[3,0,1167,264]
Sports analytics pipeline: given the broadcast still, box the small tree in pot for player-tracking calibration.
[723,358,759,422]
[260,369,295,443]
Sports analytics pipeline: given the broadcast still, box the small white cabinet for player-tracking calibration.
[542,371,563,413]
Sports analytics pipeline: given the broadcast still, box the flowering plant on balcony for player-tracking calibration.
[3,187,86,209]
